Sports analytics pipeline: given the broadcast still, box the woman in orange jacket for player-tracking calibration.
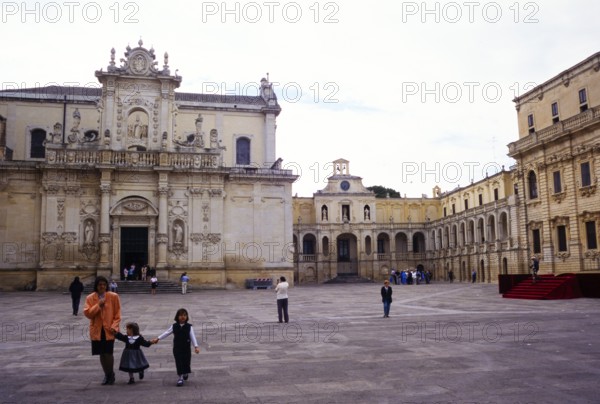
[84,276,122,385]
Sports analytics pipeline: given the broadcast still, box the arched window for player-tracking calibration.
[412,232,426,253]
[236,137,250,165]
[528,171,538,199]
[30,129,46,158]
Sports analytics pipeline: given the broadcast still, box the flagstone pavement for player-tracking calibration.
[1,282,599,404]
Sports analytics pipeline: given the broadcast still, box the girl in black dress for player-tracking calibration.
[113,322,154,384]
[153,308,200,386]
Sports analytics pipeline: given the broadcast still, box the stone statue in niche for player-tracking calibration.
[364,206,370,220]
[322,206,328,221]
[84,221,94,244]
[128,114,148,139]
[173,222,183,244]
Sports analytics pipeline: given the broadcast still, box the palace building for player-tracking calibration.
[292,52,600,284]
[0,40,297,290]
[0,45,598,290]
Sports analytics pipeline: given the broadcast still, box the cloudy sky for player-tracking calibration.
[2,0,599,197]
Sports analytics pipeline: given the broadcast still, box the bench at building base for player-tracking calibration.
[245,278,273,290]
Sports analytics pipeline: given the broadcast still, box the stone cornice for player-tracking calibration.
[513,52,600,106]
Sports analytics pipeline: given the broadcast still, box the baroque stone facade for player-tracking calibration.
[293,159,520,283]
[292,53,600,283]
[1,46,599,290]
[0,41,296,290]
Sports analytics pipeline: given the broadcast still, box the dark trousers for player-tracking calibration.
[277,298,289,323]
[71,296,80,314]
[173,347,192,375]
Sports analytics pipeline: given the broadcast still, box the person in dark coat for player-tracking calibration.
[112,322,154,384]
[68,276,84,315]
[381,280,393,318]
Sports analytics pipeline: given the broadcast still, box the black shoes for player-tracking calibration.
[128,378,135,384]
[177,379,184,387]
[102,372,115,385]
[183,374,188,381]
[139,371,144,380]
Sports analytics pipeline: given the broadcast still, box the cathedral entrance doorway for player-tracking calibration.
[120,227,148,279]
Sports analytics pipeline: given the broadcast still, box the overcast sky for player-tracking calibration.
[2,0,598,197]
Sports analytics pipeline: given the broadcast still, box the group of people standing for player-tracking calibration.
[389,269,432,285]
[123,263,154,281]
[82,276,200,386]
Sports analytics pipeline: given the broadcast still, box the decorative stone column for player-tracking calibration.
[99,182,112,270]
[156,185,169,269]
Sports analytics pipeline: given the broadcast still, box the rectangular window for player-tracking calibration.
[443,207,447,217]
[557,225,568,252]
[579,89,588,112]
[551,102,560,124]
[586,221,598,250]
[527,114,535,134]
[464,199,469,210]
[581,162,591,187]
[532,229,541,254]
[452,204,456,214]
[553,171,562,193]
[377,239,385,254]
[478,194,483,206]
[494,188,499,201]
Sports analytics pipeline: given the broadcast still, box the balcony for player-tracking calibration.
[508,106,600,156]
[44,146,223,169]
[300,254,316,262]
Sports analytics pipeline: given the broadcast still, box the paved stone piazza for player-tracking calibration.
[0,283,599,404]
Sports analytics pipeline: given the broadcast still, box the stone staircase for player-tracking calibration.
[502,274,582,300]
[325,274,373,284]
[74,279,189,295]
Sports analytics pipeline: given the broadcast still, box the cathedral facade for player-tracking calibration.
[0,41,297,290]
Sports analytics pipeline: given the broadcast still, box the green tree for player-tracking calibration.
[367,186,401,198]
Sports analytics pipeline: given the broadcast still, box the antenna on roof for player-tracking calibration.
[266,72,270,82]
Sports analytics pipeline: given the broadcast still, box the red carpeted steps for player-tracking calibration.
[502,274,582,300]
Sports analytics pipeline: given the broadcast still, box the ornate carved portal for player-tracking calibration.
[109,197,159,277]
